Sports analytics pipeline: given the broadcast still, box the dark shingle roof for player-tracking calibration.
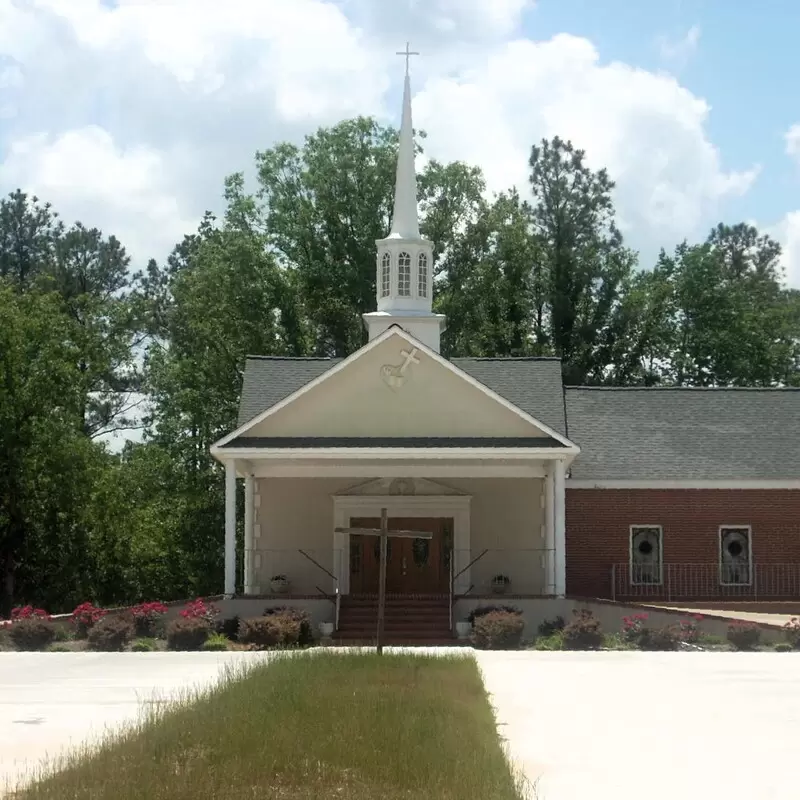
[237,355,567,435]
[565,387,800,480]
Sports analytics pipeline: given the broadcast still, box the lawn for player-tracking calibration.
[16,652,527,800]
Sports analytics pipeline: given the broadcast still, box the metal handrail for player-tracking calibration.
[298,549,341,631]
[298,549,337,581]
[452,548,489,583]
[449,548,490,625]
[610,562,800,602]
[448,557,454,631]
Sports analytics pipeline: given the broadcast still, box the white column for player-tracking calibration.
[544,463,556,595]
[553,459,567,597]
[224,461,237,595]
[243,475,254,594]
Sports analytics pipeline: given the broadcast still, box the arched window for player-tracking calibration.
[417,252,428,298]
[398,252,411,296]
[380,252,391,297]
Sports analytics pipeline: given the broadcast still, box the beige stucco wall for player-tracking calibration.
[251,476,546,596]
[252,477,353,594]
[246,332,548,439]
[447,478,546,595]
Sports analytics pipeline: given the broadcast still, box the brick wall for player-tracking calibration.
[566,489,800,600]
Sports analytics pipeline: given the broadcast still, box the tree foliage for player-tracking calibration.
[1,120,798,614]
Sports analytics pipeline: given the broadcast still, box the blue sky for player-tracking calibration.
[0,0,797,284]
[529,0,799,228]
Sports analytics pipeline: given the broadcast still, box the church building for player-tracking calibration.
[211,57,800,640]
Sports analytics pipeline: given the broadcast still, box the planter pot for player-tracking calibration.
[455,621,472,640]
[270,579,290,594]
[491,582,509,595]
[318,622,334,639]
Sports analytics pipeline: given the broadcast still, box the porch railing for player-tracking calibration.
[243,548,341,593]
[611,563,800,602]
[298,549,341,631]
[450,548,556,598]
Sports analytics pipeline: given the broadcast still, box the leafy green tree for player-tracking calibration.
[0,190,58,287]
[0,284,92,614]
[254,117,487,357]
[654,223,800,386]
[526,137,639,383]
[0,190,144,437]
[438,190,538,357]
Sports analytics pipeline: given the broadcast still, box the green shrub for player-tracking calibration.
[774,642,793,653]
[53,625,72,642]
[782,617,800,650]
[131,638,157,652]
[638,625,682,651]
[202,633,230,651]
[263,606,313,646]
[240,615,301,648]
[215,615,241,641]
[48,644,71,652]
[71,602,107,639]
[727,621,762,651]
[533,632,563,650]
[9,617,57,651]
[562,609,603,650]
[466,605,521,625]
[87,615,134,652]
[130,602,169,638]
[537,616,565,637]
[470,610,525,650]
[166,617,211,651]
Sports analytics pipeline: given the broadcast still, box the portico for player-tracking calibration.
[215,446,571,601]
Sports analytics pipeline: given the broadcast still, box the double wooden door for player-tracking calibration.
[348,517,452,594]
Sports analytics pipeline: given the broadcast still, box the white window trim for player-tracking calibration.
[397,251,411,296]
[718,524,753,586]
[629,524,664,586]
[417,252,428,299]
[380,252,391,298]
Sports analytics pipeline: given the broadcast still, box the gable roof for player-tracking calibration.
[219,326,575,450]
[565,386,800,480]
[237,355,568,435]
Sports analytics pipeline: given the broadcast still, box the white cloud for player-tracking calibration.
[413,35,757,264]
[0,0,760,273]
[786,123,800,164]
[657,24,701,67]
[767,210,800,288]
[0,125,195,263]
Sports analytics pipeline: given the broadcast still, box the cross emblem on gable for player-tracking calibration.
[380,347,421,390]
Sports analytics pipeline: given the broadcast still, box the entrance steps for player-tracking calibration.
[334,594,455,645]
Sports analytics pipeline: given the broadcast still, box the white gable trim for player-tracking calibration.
[568,479,800,490]
[212,326,578,451]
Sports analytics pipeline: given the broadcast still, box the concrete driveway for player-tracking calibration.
[476,651,800,800]
[0,652,270,794]
[4,650,799,799]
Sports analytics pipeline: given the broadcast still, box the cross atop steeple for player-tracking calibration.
[396,42,419,77]
[363,44,446,352]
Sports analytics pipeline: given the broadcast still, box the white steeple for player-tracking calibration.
[363,43,446,352]
[389,70,421,240]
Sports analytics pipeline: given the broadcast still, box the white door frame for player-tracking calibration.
[332,495,472,594]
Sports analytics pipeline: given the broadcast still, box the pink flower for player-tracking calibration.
[10,605,50,621]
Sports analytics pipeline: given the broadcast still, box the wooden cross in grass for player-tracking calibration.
[335,507,432,654]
